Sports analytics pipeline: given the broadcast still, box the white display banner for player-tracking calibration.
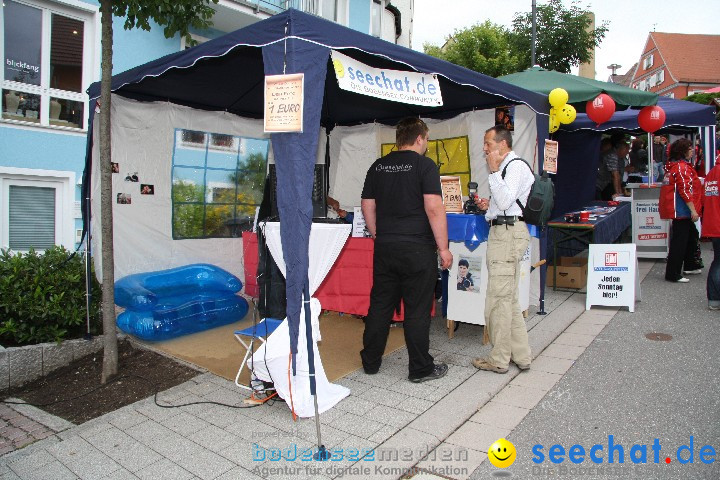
[586,244,641,312]
[331,50,443,107]
[447,242,530,326]
[632,199,668,247]
[352,206,370,237]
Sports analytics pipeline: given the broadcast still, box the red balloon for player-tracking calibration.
[586,93,616,125]
[637,105,666,133]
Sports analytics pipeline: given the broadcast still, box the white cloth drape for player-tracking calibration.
[249,223,351,417]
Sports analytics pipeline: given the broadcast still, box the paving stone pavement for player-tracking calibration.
[0,259,661,480]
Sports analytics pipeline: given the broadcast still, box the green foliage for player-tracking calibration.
[0,247,102,346]
[423,21,523,77]
[172,151,267,239]
[109,0,219,45]
[511,0,609,73]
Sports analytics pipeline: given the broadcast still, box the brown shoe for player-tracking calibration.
[512,359,530,371]
[471,358,508,374]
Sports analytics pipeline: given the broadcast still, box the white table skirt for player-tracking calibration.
[249,222,352,417]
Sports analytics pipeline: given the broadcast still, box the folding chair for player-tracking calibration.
[234,317,283,392]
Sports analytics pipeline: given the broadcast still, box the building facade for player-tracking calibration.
[0,0,412,252]
[630,32,720,99]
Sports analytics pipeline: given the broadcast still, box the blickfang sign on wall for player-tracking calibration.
[331,50,443,107]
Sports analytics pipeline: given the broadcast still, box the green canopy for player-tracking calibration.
[499,66,658,112]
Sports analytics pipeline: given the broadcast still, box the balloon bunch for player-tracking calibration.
[548,88,576,133]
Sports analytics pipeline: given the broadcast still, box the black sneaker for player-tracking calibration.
[409,363,448,383]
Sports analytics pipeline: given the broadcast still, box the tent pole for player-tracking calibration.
[305,278,329,460]
[84,193,93,339]
[531,0,537,67]
[648,132,653,185]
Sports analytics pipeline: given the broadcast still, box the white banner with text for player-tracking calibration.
[331,50,443,107]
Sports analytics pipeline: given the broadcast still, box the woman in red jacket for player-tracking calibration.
[702,162,720,310]
[662,139,703,283]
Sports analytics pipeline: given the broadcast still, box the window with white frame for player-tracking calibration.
[1,0,96,130]
[656,70,664,85]
[643,54,654,70]
[371,0,382,37]
[0,169,74,251]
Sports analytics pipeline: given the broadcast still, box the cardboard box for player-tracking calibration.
[547,256,588,289]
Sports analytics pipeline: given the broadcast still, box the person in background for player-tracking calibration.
[694,138,705,177]
[628,138,648,174]
[360,117,452,383]
[327,195,353,224]
[596,139,629,200]
[652,135,668,182]
[662,138,703,283]
[471,125,533,374]
[701,162,720,310]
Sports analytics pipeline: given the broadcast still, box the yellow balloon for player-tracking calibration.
[549,113,560,133]
[558,104,577,124]
[549,88,569,108]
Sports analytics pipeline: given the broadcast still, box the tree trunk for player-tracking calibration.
[99,0,117,384]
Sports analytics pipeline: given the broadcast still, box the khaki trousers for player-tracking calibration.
[485,222,531,368]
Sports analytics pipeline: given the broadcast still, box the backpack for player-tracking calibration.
[501,158,555,226]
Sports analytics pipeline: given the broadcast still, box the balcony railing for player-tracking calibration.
[249,0,321,16]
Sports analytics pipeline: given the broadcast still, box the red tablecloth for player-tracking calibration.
[242,231,260,298]
[243,233,433,320]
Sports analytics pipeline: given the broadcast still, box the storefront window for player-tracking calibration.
[2,0,93,130]
[3,1,42,86]
[50,14,84,93]
[49,97,83,129]
[2,89,41,123]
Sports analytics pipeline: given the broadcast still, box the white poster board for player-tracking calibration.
[586,244,641,312]
[447,242,530,326]
[630,186,669,259]
[352,206,369,237]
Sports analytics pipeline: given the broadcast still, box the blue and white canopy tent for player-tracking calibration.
[81,8,550,447]
[550,97,716,215]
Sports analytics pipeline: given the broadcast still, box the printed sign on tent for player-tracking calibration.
[331,50,443,107]
[264,73,304,132]
[543,139,558,174]
[586,244,641,312]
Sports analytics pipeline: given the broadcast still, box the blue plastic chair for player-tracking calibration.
[234,317,283,391]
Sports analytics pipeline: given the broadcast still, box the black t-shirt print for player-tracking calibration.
[361,150,442,245]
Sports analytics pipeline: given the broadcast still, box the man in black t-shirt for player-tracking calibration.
[360,117,453,383]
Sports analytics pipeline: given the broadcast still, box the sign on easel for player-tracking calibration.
[586,244,641,312]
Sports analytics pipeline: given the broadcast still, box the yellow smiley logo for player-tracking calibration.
[488,438,516,468]
[332,59,345,78]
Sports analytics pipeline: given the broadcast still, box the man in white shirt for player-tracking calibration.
[472,125,533,374]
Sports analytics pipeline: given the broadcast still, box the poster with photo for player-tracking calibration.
[117,193,131,204]
[456,256,482,293]
[495,106,515,131]
[140,184,154,195]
